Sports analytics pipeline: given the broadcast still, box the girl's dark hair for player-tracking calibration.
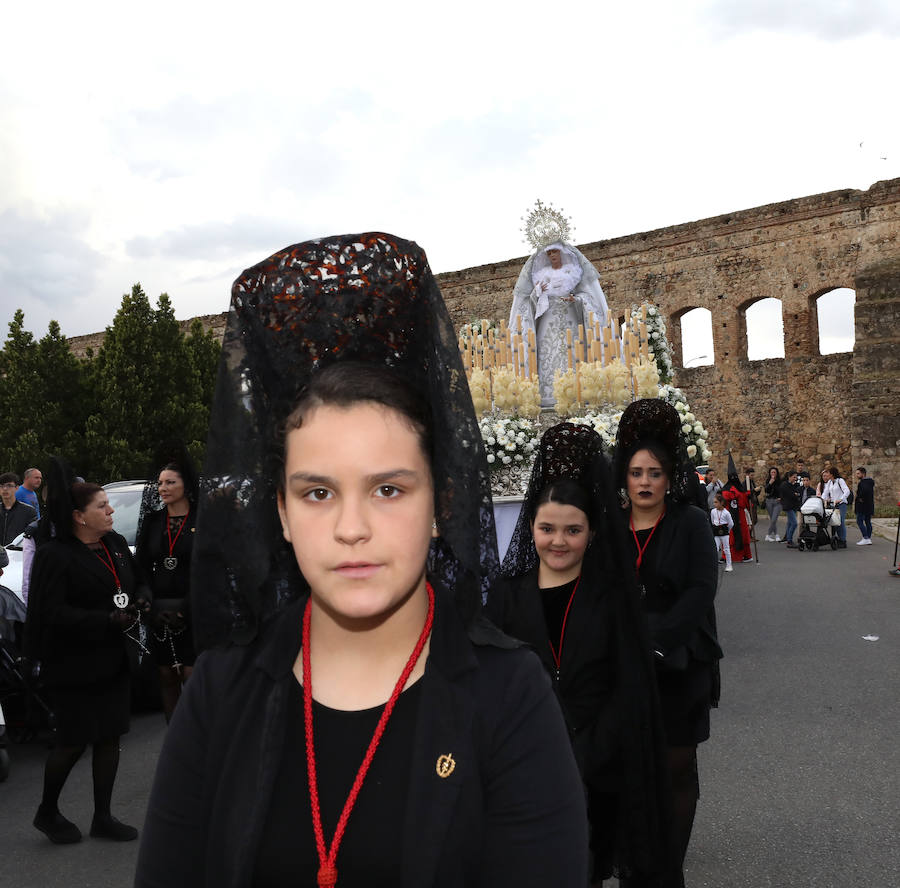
[828,466,842,479]
[618,438,674,488]
[70,482,104,514]
[532,478,593,526]
[159,463,183,478]
[281,361,433,485]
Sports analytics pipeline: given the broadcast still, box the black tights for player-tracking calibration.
[667,745,699,871]
[40,736,120,817]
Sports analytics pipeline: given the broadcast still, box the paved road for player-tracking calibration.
[1,515,898,887]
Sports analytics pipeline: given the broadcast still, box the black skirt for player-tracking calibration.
[654,659,713,746]
[48,671,131,746]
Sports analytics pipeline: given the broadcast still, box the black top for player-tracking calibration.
[253,680,421,887]
[136,508,195,600]
[1,499,37,545]
[24,532,144,686]
[541,577,578,660]
[778,478,801,510]
[856,477,875,514]
[135,590,589,888]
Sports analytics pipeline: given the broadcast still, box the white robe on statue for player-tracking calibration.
[507,242,610,407]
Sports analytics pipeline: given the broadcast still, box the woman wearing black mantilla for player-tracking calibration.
[135,444,198,721]
[614,399,722,886]
[487,422,675,887]
[25,459,149,845]
[135,232,589,888]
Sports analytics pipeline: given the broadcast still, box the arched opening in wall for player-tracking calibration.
[745,298,785,360]
[816,288,855,354]
[678,308,714,367]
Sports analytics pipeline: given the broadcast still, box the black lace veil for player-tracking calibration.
[498,423,672,881]
[613,399,696,505]
[192,233,498,650]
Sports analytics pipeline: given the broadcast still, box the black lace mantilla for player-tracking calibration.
[192,233,498,649]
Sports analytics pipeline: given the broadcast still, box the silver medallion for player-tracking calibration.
[163,556,178,570]
[113,590,130,609]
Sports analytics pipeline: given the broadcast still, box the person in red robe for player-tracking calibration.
[720,455,754,563]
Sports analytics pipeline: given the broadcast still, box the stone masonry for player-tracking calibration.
[68,180,900,504]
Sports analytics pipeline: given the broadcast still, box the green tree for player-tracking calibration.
[87,285,218,480]
[0,310,41,471]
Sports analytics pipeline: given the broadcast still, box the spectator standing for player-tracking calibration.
[705,469,724,510]
[763,467,782,541]
[822,467,850,549]
[743,466,761,525]
[779,470,801,548]
[800,473,817,505]
[854,467,875,546]
[711,494,735,571]
[1,473,37,545]
[16,467,43,518]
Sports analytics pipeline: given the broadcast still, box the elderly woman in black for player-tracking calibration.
[25,461,147,844]
[614,400,722,885]
[488,422,673,887]
[136,448,198,721]
[136,233,588,888]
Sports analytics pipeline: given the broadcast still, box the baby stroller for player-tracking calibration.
[797,496,840,551]
[0,583,55,746]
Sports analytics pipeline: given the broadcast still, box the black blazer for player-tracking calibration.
[24,533,144,687]
[135,590,589,888]
[637,503,722,665]
[486,568,618,782]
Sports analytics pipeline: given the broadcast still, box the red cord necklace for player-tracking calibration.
[546,575,580,674]
[94,539,122,592]
[629,508,666,574]
[163,510,188,570]
[302,582,435,888]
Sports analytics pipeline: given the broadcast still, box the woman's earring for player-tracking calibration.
[431,520,439,539]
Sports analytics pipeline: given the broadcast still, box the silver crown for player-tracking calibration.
[521,199,575,251]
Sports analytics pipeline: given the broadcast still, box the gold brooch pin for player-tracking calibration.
[435,753,456,778]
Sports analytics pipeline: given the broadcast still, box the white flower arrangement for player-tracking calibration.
[632,302,673,384]
[658,383,712,465]
[569,407,624,452]
[478,414,538,474]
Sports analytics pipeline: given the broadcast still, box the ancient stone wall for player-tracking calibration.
[67,180,900,503]
[436,178,900,500]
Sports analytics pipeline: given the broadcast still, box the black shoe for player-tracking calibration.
[837,539,847,549]
[90,814,138,841]
[785,542,797,548]
[34,807,82,844]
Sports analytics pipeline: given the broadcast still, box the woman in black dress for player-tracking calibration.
[136,452,197,721]
[25,461,148,844]
[136,232,589,887]
[488,423,673,887]
[613,400,722,885]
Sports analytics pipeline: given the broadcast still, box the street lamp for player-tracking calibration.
[683,353,709,368]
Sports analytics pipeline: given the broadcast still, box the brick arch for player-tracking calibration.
[668,305,715,367]
[812,285,856,354]
[736,295,783,360]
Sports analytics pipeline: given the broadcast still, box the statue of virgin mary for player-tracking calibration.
[508,201,611,407]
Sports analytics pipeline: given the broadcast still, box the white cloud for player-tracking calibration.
[1,1,898,337]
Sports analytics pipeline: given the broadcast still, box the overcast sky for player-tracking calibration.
[2,1,897,362]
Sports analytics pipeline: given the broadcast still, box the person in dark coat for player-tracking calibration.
[778,470,801,547]
[853,467,875,545]
[25,461,150,844]
[135,233,588,887]
[487,423,674,887]
[613,399,723,886]
[136,446,198,721]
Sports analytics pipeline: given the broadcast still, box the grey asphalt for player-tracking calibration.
[1,514,898,887]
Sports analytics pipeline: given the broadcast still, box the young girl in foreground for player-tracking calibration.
[135,233,587,888]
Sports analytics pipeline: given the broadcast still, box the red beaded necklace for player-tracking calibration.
[302,582,435,888]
